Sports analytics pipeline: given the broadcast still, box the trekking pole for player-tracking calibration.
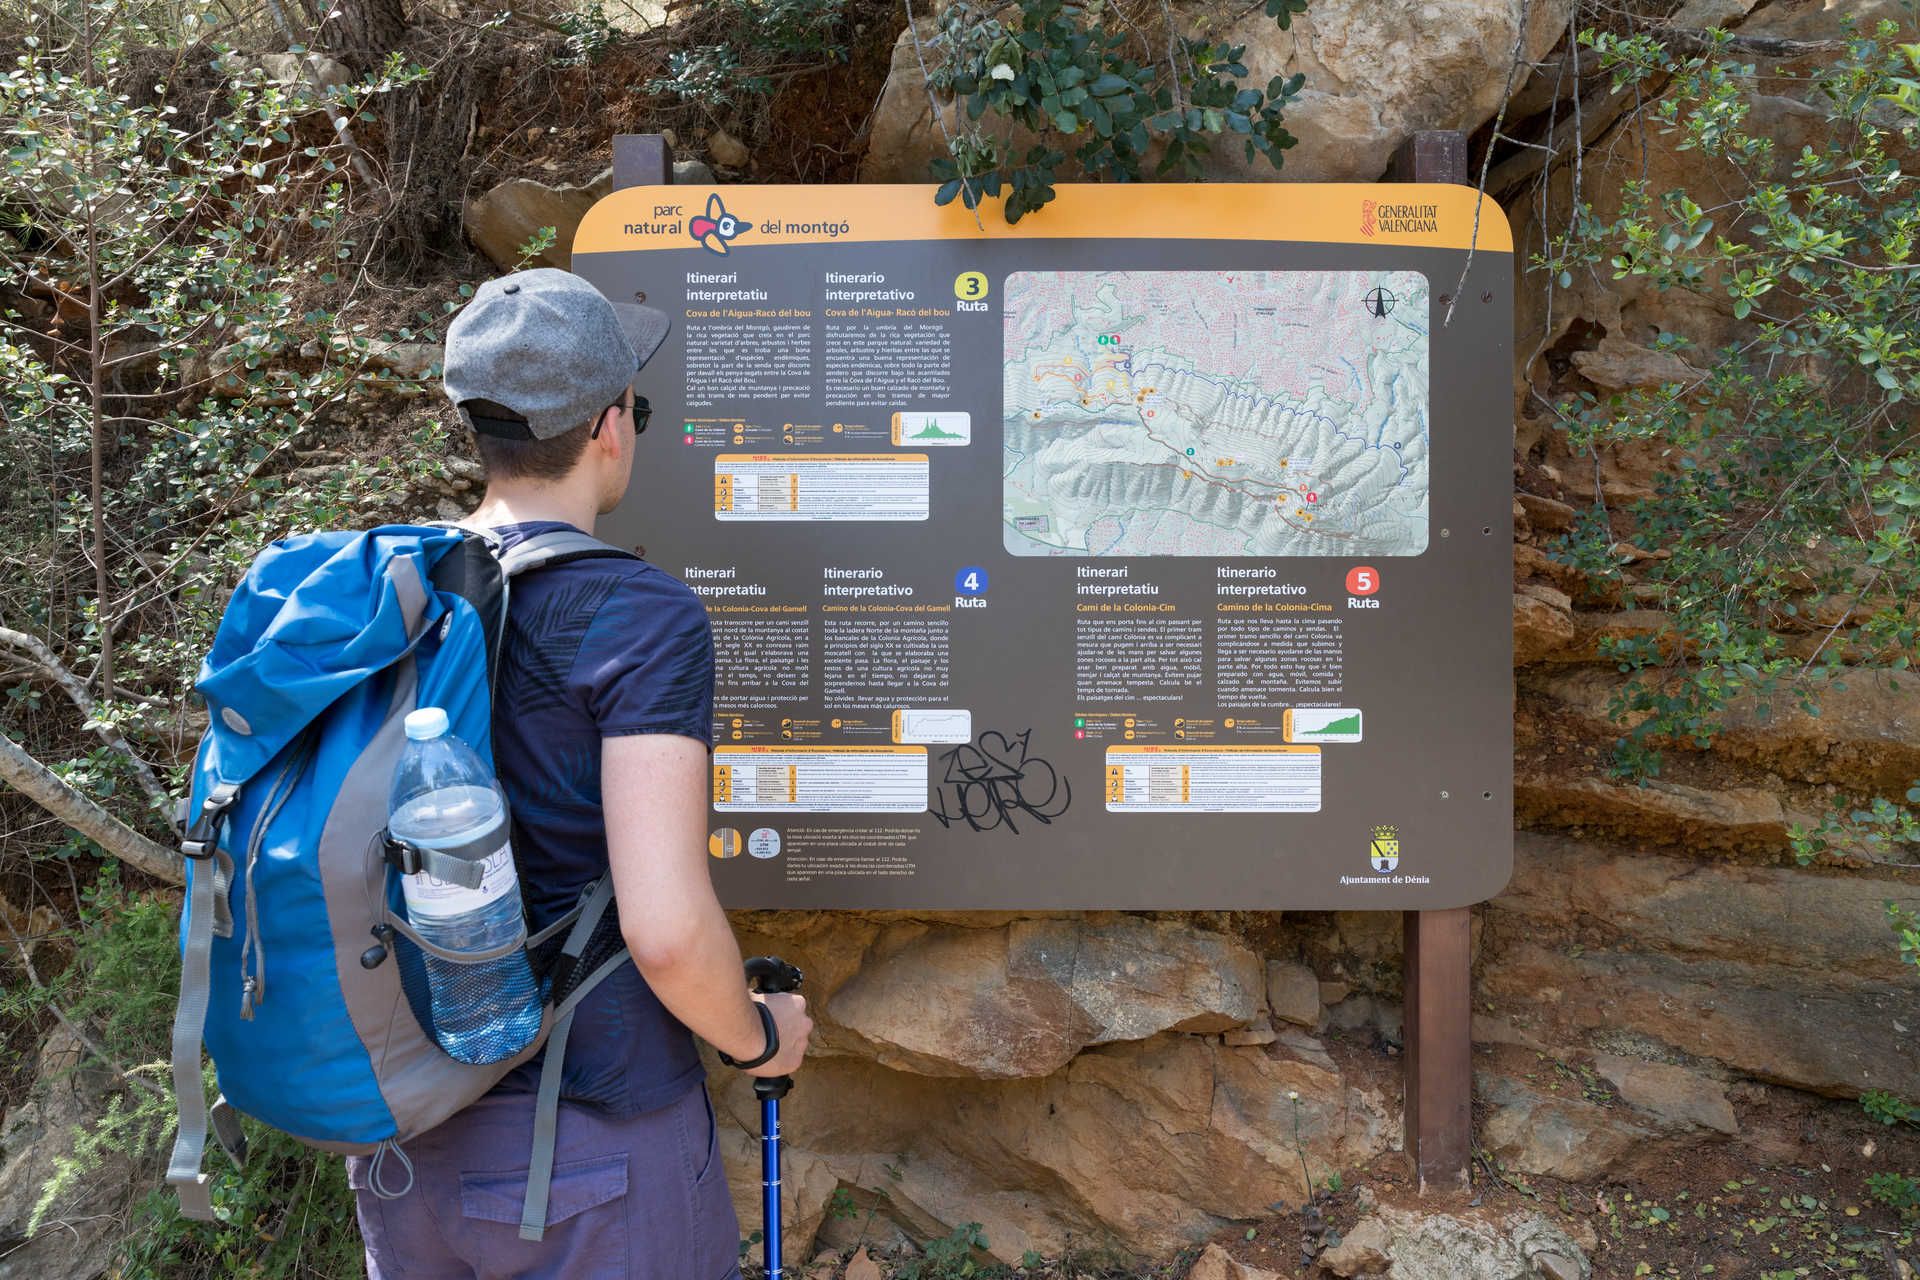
[744,956,803,1280]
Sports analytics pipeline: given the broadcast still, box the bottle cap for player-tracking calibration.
[404,707,450,741]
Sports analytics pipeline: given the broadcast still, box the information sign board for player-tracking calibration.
[574,184,1513,909]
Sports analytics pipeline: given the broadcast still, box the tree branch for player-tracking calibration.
[0,625,177,827]
[0,729,183,886]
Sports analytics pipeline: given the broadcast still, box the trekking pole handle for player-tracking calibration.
[744,956,803,1100]
[745,955,803,995]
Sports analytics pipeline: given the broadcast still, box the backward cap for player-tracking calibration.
[443,268,670,439]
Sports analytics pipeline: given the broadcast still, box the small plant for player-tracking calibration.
[644,0,849,109]
[555,2,616,66]
[895,1223,1003,1279]
[1859,905,1920,1219]
[923,0,1308,222]
[1867,1171,1920,1220]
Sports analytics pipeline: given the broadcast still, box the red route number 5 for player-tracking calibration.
[1346,565,1381,596]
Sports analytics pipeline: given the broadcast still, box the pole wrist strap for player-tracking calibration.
[718,1000,779,1070]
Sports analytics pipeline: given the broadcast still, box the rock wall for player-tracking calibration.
[692,0,1920,1265]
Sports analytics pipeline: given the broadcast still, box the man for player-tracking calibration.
[347,268,812,1279]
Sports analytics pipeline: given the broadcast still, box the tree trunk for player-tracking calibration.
[321,0,410,74]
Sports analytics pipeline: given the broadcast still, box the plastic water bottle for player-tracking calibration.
[388,707,541,1064]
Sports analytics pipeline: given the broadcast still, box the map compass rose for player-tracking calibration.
[1364,287,1398,318]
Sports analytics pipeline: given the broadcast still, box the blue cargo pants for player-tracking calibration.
[347,1084,743,1280]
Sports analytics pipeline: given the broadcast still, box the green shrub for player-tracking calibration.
[1540,22,1920,859]
[923,0,1308,221]
[644,0,850,108]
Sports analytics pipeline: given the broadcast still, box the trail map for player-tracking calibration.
[1003,270,1430,557]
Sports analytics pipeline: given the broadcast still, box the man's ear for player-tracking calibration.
[589,408,619,452]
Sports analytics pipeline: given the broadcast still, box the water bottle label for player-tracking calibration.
[401,842,517,919]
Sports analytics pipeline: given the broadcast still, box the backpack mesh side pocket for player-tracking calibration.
[387,912,544,1066]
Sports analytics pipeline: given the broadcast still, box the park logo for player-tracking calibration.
[690,193,751,255]
[1360,198,1377,239]
[1369,824,1400,873]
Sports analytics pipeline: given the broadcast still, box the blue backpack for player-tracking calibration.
[168,523,637,1241]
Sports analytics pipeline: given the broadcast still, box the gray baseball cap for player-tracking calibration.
[443,268,671,440]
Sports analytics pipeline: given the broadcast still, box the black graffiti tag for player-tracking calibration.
[929,729,1072,834]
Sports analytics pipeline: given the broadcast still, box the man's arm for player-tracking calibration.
[602,733,810,1076]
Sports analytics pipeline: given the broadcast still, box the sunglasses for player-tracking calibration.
[591,393,651,439]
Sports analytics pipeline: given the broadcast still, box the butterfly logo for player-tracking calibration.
[689,193,750,255]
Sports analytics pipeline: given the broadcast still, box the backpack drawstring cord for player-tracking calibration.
[369,1139,416,1201]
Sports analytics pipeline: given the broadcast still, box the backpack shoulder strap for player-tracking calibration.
[496,529,638,580]
[517,876,631,1241]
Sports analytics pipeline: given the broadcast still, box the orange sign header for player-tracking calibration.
[574,183,1513,257]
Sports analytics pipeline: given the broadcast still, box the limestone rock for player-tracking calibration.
[0,1029,140,1280]
[718,1124,841,1269]
[1591,1054,1737,1135]
[1509,1215,1593,1280]
[1012,916,1265,1041]
[1361,1207,1590,1280]
[361,340,441,379]
[1513,773,1789,854]
[1225,1015,1280,1047]
[827,924,1097,1077]
[1533,1253,1583,1280]
[464,167,614,271]
[710,1033,1389,1262]
[1668,0,1758,26]
[1312,1207,1592,1280]
[707,128,750,169]
[844,1247,883,1280]
[828,917,1263,1077]
[1514,591,1575,664]
[864,0,1573,184]
[1479,1072,1649,1181]
[1267,960,1323,1027]
[222,51,352,92]
[674,157,717,185]
[1318,1216,1392,1275]
[1516,492,1578,535]
[1569,337,1707,390]
[1191,1242,1285,1279]
[1489,833,1920,1099]
[1275,1027,1339,1074]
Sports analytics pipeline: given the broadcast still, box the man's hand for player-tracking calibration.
[748,991,812,1078]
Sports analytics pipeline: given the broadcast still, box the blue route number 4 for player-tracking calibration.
[955,567,989,595]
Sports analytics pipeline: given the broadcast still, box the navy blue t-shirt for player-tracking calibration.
[487,521,715,1115]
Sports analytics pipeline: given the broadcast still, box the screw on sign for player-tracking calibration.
[1346,566,1380,595]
